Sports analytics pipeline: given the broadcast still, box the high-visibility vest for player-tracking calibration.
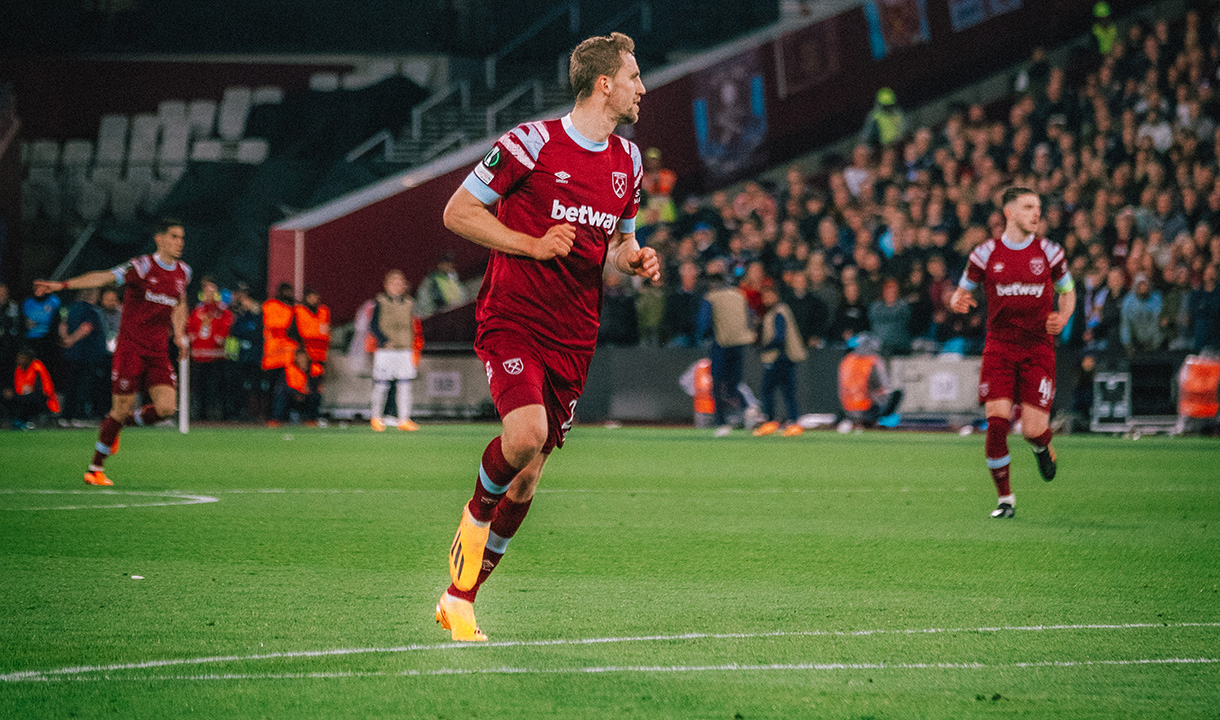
[285,361,322,395]
[261,299,298,370]
[14,360,60,414]
[838,352,878,412]
[694,358,715,415]
[295,304,331,364]
[1179,355,1220,419]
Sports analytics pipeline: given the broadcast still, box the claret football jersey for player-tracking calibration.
[110,254,191,353]
[960,234,1072,348]
[462,114,642,353]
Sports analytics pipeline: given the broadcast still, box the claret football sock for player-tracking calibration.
[448,497,532,603]
[91,416,123,467]
[468,436,519,522]
[1027,429,1052,450]
[985,416,1012,497]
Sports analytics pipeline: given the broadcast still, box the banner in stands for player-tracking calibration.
[691,49,768,183]
[863,0,931,59]
[949,0,1024,31]
[774,14,844,99]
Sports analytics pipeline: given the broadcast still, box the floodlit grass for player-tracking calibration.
[1,424,1217,718]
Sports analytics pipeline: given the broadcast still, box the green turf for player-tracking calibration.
[0,424,1217,718]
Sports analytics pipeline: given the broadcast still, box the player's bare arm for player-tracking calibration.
[443,186,575,261]
[608,229,660,281]
[1046,288,1076,335]
[33,270,118,296]
[949,286,978,313]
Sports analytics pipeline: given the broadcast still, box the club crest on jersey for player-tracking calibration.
[612,172,628,198]
[502,358,524,375]
[1029,257,1046,275]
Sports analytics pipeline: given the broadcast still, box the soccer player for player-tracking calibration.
[33,219,191,486]
[436,31,658,641]
[950,188,1075,518]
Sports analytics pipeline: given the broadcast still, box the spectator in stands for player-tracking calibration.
[861,88,906,148]
[635,269,666,347]
[781,268,829,349]
[4,347,59,429]
[0,283,22,403]
[262,283,299,426]
[661,260,702,348]
[829,280,870,345]
[417,252,467,317]
[295,287,331,373]
[1186,263,1220,351]
[598,270,639,346]
[1120,273,1164,353]
[58,288,107,423]
[753,285,806,437]
[22,287,60,382]
[699,261,756,436]
[187,276,233,421]
[868,278,913,356]
[1092,2,1118,55]
[227,283,265,421]
[1159,262,1192,350]
[1086,266,1127,353]
[639,147,678,228]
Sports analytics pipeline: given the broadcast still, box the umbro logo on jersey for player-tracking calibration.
[612,172,628,198]
[993,262,1005,272]
[555,171,570,184]
[503,358,524,375]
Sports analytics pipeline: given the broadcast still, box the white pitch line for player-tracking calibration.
[4,622,1218,683]
[15,657,1220,683]
[0,489,219,511]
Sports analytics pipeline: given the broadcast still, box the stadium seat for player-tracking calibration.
[191,139,224,162]
[158,164,186,182]
[159,124,190,166]
[237,139,268,163]
[218,86,253,140]
[157,100,188,129]
[309,73,340,91]
[252,86,284,105]
[186,99,217,139]
[127,114,160,167]
[26,139,61,168]
[95,114,129,167]
[89,165,121,190]
[76,182,108,221]
[343,61,397,90]
[110,181,146,220]
[61,139,94,176]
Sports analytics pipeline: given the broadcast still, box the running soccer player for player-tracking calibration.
[950,188,1075,518]
[34,219,191,486]
[436,31,658,641]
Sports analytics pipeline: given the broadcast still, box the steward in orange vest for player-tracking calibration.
[262,283,300,372]
[837,333,903,426]
[8,347,60,423]
[295,288,331,369]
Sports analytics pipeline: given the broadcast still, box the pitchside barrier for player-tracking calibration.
[315,345,1195,427]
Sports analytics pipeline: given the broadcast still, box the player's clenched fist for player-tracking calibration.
[626,246,660,282]
[1045,312,1066,335]
[532,223,576,260]
[949,287,977,314]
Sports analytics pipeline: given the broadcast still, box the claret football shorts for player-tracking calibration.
[475,326,591,453]
[978,339,1056,410]
[111,347,175,395]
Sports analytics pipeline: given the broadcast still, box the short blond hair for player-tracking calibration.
[569,32,635,100]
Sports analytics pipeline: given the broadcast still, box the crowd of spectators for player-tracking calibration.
[600,6,1220,383]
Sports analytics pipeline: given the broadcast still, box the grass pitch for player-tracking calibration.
[1,424,1217,718]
